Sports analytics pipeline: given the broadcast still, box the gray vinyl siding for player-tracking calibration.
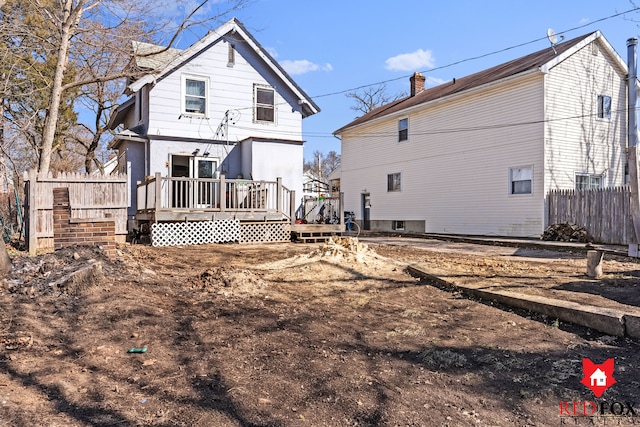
[147,39,303,142]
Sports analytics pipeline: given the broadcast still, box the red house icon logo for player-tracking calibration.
[581,358,616,397]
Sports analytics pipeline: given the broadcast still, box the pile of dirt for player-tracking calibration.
[258,237,390,270]
[541,222,591,242]
[188,267,267,296]
[2,245,110,296]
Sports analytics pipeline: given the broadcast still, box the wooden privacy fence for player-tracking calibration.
[24,170,128,254]
[547,186,633,245]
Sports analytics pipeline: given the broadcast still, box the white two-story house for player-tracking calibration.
[334,31,629,238]
[108,18,320,236]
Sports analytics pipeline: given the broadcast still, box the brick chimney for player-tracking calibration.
[410,72,426,96]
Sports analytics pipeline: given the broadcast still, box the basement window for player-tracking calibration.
[392,220,405,231]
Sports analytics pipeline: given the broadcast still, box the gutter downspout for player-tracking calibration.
[627,38,640,255]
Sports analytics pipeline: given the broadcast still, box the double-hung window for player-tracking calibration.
[575,174,602,190]
[398,118,408,142]
[183,76,208,116]
[387,172,402,192]
[597,95,611,120]
[254,85,275,123]
[509,166,532,195]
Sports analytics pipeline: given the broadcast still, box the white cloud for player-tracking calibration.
[385,49,435,72]
[579,18,589,25]
[280,59,333,75]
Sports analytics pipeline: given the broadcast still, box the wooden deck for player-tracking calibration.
[136,173,296,223]
[136,174,345,243]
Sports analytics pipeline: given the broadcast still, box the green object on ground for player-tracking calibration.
[127,347,147,353]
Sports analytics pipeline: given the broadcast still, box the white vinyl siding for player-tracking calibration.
[544,39,627,193]
[340,71,545,237]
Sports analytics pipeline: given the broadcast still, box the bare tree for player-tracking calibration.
[346,83,406,116]
[2,0,250,176]
[304,150,341,180]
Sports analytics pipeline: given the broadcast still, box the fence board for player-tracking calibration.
[23,170,128,253]
[547,186,633,245]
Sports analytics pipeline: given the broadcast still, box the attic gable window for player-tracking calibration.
[254,85,275,123]
[183,75,208,116]
[597,95,611,120]
[227,43,235,67]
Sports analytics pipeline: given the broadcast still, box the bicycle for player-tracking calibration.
[343,213,360,238]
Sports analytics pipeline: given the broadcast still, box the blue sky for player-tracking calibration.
[192,1,640,161]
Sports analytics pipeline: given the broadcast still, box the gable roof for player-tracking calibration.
[127,18,320,118]
[131,41,181,71]
[335,31,626,134]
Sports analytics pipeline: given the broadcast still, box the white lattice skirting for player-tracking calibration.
[151,220,290,247]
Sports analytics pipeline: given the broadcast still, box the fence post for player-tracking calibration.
[27,169,37,255]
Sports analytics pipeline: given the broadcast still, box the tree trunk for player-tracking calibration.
[38,0,78,175]
[0,241,11,276]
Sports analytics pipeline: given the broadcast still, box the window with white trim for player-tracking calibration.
[398,118,408,142]
[575,173,602,190]
[392,220,405,231]
[254,85,275,123]
[509,166,532,195]
[387,172,401,192]
[182,75,208,116]
[597,95,611,120]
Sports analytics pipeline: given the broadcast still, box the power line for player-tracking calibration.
[310,6,640,100]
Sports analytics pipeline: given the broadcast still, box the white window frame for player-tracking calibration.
[398,118,408,142]
[387,172,402,192]
[575,173,603,190]
[509,166,533,195]
[597,94,611,120]
[254,84,276,123]
[181,74,209,117]
[392,220,405,231]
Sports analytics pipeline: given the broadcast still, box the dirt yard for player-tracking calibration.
[1,237,640,426]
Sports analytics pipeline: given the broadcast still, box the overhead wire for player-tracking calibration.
[182,6,640,143]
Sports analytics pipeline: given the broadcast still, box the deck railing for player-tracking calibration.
[137,173,294,221]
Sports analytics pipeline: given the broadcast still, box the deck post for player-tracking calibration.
[339,192,345,226]
[276,177,282,214]
[290,190,296,225]
[219,174,226,212]
[154,173,162,218]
